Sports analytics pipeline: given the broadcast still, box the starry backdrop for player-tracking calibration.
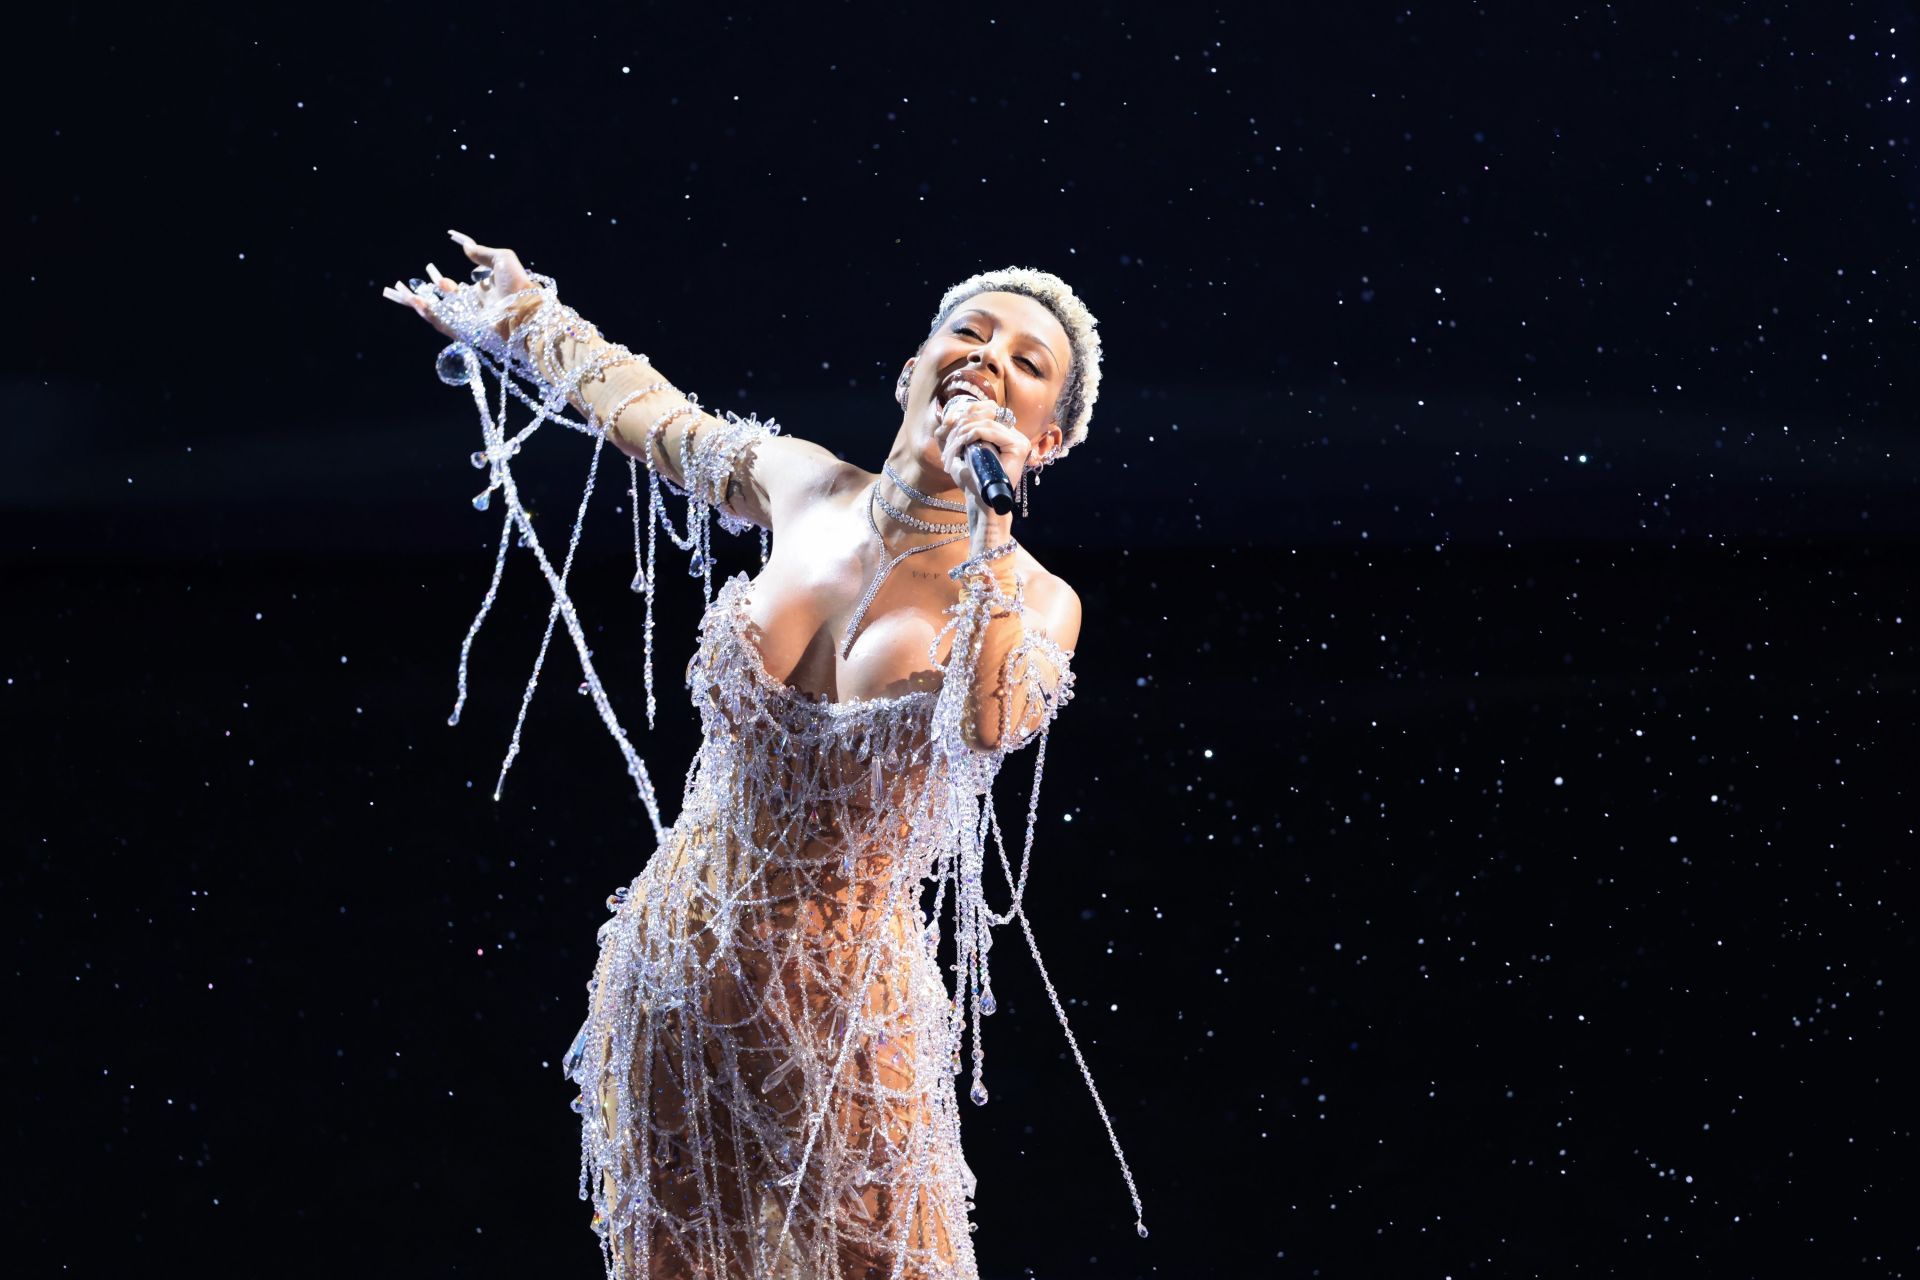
[9,2,1917,1276]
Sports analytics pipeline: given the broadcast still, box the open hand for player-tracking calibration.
[380,229,535,341]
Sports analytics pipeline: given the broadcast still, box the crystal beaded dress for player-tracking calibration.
[424,280,1140,1279]
[564,563,1055,1279]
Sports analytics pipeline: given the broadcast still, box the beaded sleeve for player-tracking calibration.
[419,273,778,837]
[678,407,777,537]
[929,559,1078,780]
[914,555,1145,1236]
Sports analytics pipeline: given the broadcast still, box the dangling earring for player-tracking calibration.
[895,358,915,407]
[1018,460,1033,517]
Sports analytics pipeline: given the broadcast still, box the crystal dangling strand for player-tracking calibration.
[428,276,664,827]
[449,347,516,730]
[643,459,662,730]
[1012,858,1150,1240]
[492,426,609,802]
[627,456,647,595]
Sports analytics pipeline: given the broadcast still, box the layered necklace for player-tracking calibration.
[839,462,972,659]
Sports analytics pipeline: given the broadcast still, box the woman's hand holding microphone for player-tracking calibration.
[934,391,1030,554]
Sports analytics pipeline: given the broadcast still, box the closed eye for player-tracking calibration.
[955,325,1044,375]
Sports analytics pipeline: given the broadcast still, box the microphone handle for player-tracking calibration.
[968,443,1015,516]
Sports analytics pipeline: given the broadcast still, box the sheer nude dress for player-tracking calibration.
[425,278,1137,1280]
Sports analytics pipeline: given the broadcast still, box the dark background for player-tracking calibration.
[9,2,1917,1276]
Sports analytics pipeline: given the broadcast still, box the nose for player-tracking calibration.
[966,345,1003,378]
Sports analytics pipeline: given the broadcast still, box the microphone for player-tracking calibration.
[969,443,1015,516]
[949,390,1016,515]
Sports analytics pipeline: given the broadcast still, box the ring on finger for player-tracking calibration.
[471,266,493,284]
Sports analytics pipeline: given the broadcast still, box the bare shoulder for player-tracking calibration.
[818,456,879,506]
[1018,554,1083,654]
[726,431,847,528]
[756,432,846,503]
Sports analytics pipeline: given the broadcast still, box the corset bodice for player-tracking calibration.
[678,571,947,882]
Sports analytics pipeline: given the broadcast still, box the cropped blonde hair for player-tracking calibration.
[925,266,1103,465]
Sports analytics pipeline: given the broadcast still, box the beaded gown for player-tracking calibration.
[424,279,1139,1280]
[563,566,1061,1279]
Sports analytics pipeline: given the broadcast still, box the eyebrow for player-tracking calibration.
[955,307,1058,365]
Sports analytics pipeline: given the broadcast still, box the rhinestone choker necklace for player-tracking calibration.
[883,461,967,513]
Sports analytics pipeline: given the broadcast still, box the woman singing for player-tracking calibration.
[383,231,1142,1279]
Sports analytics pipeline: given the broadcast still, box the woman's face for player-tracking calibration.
[902,290,1070,471]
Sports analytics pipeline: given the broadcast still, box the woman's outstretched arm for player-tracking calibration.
[504,287,842,531]
[390,231,842,530]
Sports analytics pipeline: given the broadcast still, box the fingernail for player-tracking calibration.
[426,262,444,283]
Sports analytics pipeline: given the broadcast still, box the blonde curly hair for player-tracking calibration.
[923,266,1103,466]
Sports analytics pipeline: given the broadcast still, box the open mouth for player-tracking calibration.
[936,372,997,406]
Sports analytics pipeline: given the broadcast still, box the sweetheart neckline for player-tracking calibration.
[716,572,939,715]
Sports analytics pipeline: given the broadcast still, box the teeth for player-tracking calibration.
[943,378,991,404]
